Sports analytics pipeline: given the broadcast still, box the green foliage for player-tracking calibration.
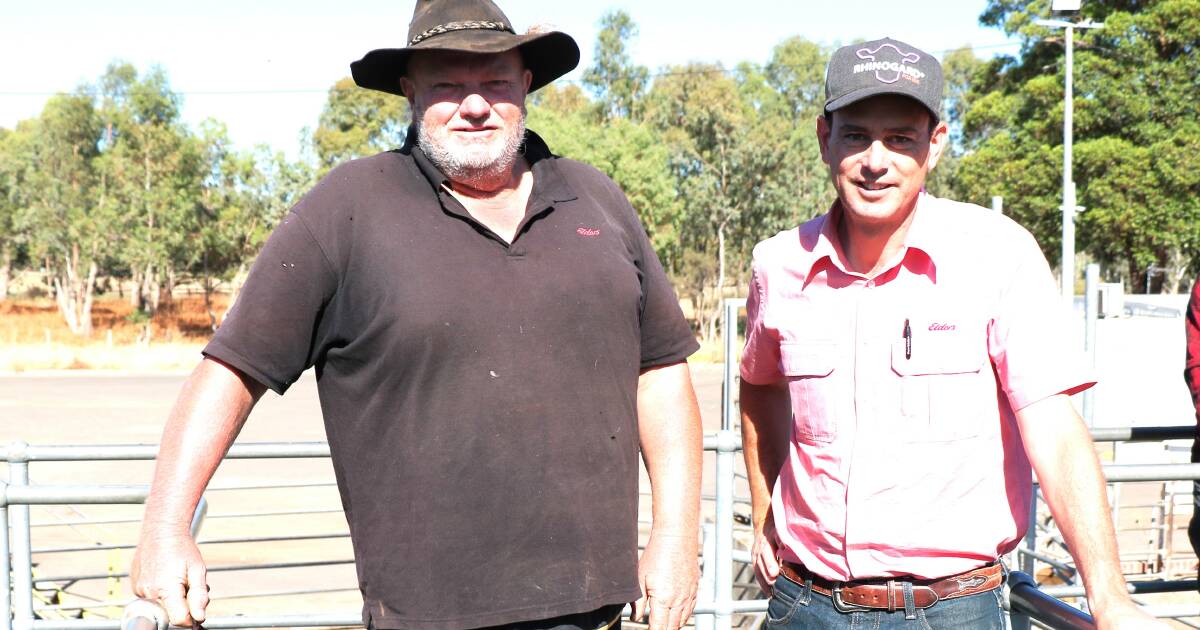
[642,44,832,339]
[527,103,680,262]
[3,61,308,332]
[959,0,1200,291]
[582,10,650,121]
[312,77,409,174]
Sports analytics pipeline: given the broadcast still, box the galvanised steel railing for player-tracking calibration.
[2,297,1197,629]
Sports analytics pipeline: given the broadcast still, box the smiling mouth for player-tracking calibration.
[857,181,893,191]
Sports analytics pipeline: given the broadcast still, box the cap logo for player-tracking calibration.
[854,43,925,85]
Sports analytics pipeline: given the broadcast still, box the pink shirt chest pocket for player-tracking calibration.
[889,330,995,442]
[779,340,842,444]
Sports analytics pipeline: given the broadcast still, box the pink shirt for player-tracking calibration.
[740,193,1094,581]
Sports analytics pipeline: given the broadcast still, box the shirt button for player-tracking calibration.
[866,279,876,288]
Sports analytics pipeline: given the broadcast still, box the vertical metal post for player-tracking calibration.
[992,195,1003,214]
[1022,490,1037,576]
[696,523,715,630]
[717,304,741,630]
[722,300,738,432]
[8,444,32,630]
[1061,24,1076,308]
[1,483,10,630]
[1083,264,1099,426]
[1011,489,1038,630]
[714,433,735,630]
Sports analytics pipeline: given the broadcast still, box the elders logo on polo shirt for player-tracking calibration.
[854,42,926,85]
[576,227,601,237]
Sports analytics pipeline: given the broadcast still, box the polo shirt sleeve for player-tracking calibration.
[988,229,1095,411]
[632,216,700,371]
[203,207,339,395]
[739,262,782,385]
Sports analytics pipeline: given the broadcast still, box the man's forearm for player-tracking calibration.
[637,362,703,537]
[141,358,264,538]
[1016,395,1131,616]
[739,380,790,533]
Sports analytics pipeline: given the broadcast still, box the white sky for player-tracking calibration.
[0,1,1019,157]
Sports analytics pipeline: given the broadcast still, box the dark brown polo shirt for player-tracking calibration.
[203,131,698,629]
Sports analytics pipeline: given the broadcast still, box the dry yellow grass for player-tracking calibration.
[0,342,206,372]
[0,295,227,371]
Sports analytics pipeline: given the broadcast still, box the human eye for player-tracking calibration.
[887,135,916,148]
[843,132,869,143]
[430,82,460,95]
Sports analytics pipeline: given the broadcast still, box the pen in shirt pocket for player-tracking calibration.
[903,318,912,360]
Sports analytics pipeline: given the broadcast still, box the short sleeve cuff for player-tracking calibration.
[202,339,294,396]
[1006,371,1097,412]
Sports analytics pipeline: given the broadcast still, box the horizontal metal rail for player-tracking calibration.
[34,559,356,583]
[1007,571,1094,629]
[1,442,331,462]
[1089,426,1195,442]
[1100,463,1200,482]
[33,531,352,555]
[8,433,1196,630]
[1043,580,1200,598]
[30,507,344,528]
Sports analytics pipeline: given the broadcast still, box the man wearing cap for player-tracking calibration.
[739,37,1166,628]
[129,1,702,629]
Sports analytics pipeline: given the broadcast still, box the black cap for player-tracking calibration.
[823,37,943,122]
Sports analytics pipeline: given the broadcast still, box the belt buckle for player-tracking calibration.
[831,586,872,613]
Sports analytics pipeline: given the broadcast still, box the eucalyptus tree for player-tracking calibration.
[15,92,110,335]
[958,0,1200,291]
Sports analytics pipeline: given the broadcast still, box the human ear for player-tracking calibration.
[926,120,949,171]
[816,114,833,166]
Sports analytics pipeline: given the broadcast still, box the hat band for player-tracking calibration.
[409,20,515,46]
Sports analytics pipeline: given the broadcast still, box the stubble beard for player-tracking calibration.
[417,112,526,190]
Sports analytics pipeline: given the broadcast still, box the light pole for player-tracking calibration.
[1035,4,1102,308]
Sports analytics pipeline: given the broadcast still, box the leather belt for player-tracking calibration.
[778,561,1004,613]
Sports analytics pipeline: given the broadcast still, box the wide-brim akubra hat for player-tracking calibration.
[351,0,580,96]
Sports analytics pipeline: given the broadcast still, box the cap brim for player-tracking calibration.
[351,30,579,96]
[824,84,940,123]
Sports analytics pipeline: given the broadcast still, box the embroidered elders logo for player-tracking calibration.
[576,227,601,237]
[854,43,926,85]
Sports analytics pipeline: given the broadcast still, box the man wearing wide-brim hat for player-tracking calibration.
[129,1,703,629]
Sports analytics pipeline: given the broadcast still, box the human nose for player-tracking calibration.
[863,140,889,175]
[458,92,491,121]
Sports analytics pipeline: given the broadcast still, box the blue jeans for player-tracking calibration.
[766,573,1006,629]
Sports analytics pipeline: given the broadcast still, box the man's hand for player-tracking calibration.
[632,533,698,630]
[128,358,262,627]
[751,516,781,595]
[130,533,209,627]
[1094,599,1172,629]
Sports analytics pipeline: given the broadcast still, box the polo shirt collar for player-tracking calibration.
[403,126,577,205]
[808,192,939,282]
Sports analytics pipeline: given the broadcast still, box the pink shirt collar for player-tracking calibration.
[802,193,939,288]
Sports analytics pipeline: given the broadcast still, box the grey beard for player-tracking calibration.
[417,116,526,187]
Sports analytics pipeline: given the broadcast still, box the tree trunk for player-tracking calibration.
[160,266,176,306]
[80,260,97,337]
[129,269,143,307]
[0,244,10,301]
[51,244,97,337]
[703,224,728,345]
[139,263,159,314]
[224,263,249,326]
